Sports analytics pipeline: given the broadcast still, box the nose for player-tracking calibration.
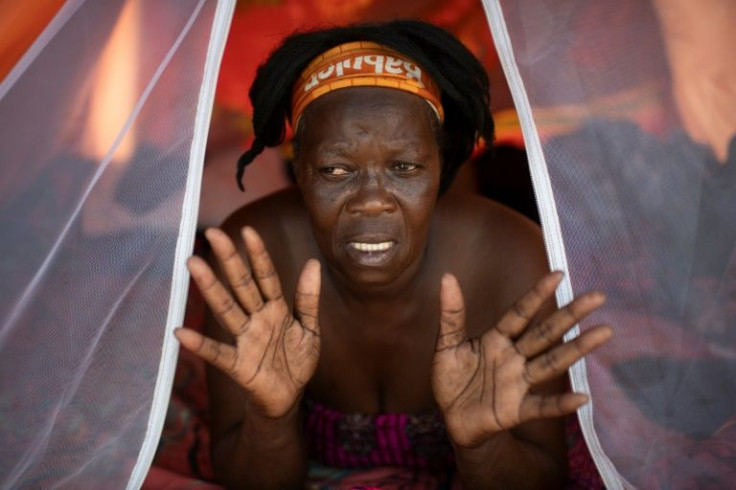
[345,174,397,216]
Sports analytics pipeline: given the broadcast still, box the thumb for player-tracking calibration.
[294,259,321,336]
[436,273,467,352]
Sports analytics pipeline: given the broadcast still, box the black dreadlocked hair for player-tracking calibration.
[236,19,494,195]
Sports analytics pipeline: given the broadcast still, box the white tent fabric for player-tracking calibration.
[484,0,736,488]
[0,0,234,488]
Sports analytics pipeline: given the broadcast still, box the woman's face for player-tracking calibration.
[295,87,441,289]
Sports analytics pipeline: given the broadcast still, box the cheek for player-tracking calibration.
[397,170,441,215]
[406,197,437,237]
[414,176,440,205]
[393,179,439,234]
[299,178,343,234]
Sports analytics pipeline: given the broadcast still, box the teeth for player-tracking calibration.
[350,241,394,252]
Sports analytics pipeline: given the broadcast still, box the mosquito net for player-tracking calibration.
[0,0,234,488]
[484,0,736,488]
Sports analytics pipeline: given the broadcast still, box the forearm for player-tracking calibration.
[453,430,566,490]
[212,404,308,489]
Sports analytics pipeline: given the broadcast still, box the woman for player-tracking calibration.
[175,20,611,489]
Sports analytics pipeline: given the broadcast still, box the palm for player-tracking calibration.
[229,297,320,416]
[176,227,321,419]
[433,331,528,442]
[432,273,611,448]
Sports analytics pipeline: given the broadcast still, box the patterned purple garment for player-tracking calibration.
[303,399,455,473]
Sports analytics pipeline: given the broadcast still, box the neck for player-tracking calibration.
[653,0,736,162]
[322,247,434,338]
[327,250,428,304]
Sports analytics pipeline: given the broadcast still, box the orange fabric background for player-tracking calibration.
[0,0,65,80]
[0,0,515,144]
[216,0,499,116]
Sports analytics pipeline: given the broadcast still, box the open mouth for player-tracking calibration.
[348,241,395,252]
[345,239,398,267]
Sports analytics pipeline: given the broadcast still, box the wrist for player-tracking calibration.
[442,408,504,449]
[451,429,508,461]
[451,430,566,490]
[242,400,303,446]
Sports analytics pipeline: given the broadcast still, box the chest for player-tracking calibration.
[305,291,441,414]
[304,279,506,415]
[273,217,510,413]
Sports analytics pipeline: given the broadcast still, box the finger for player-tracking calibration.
[242,226,284,302]
[188,256,249,336]
[174,327,238,376]
[205,228,265,314]
[496,271,564,338]
[519,392,589,422]
[435,274,467,351]
[294,259,321,336]
[515,291,606,358]
[525,325,613,384]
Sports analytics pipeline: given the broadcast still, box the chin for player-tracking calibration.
[342,267,405,287]
[331,250,420,291]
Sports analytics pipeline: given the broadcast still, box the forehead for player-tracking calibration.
[297,87,438,151]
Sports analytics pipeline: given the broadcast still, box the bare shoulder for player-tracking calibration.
[433,192,549,332]
[216,186,316,290]
[434,191,546,269]
[220,186,308,242]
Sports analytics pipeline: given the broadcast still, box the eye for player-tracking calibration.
[392,161,420,173]
[319,166,351,178]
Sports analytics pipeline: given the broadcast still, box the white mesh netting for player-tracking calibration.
[484,0,736,488]
[0,0,233,487]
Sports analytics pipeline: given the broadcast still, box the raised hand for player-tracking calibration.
[175,227,321,419]
[431,272,612,448]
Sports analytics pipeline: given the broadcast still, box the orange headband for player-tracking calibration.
[290,41,444,130]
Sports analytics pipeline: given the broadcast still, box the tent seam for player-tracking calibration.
[125,0,236,488]
[479,1,625,489]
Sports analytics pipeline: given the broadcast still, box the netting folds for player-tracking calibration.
[484,0,736,488]
[0,0,234,487]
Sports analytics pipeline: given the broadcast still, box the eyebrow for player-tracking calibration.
[319,142,355,157]
[319,139,425,157]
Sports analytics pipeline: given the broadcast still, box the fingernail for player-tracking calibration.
[588,291,606,302]
[186,256,205,275]
[574,393,589,406]
[242,226,256,243]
